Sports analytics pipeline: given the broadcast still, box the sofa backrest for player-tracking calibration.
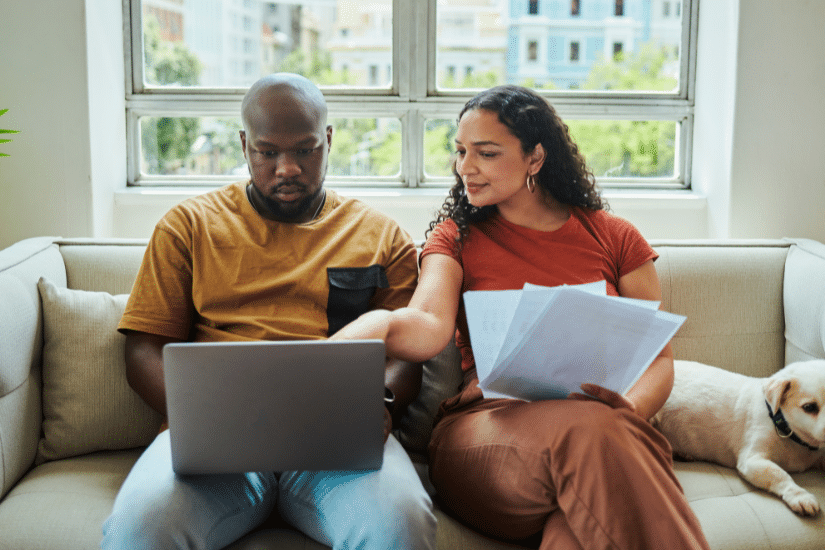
[651,240,791,378]
[58,239,148,295]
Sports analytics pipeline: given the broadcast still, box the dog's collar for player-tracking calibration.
[765,401,820,451]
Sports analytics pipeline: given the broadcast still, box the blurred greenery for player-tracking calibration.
[141,14,202,174]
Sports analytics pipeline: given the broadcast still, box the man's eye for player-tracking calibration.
[297,148,315,156]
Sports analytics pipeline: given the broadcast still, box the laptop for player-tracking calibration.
[162,339,386,475]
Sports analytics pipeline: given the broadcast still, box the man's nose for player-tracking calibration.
[274,152,301,177]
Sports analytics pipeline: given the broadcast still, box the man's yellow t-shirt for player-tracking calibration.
[118,181,418,342]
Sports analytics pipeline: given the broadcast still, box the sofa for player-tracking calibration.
[1,236,824,550]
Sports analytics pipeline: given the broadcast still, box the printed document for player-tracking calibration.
[463,282,686,401]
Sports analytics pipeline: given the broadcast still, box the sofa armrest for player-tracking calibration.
[783,238,825,364]
[0,237,66,499]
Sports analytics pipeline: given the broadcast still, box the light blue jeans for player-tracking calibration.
[101,430,436,550]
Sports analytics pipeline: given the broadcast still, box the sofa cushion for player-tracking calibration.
[0,449,140,550]
[35,278,162,464]
[654,243,788,378]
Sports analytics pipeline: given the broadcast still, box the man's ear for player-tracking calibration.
[239,130,247,159]
[326,125,333,148]
[764,373,794,412]
[529,143,546,174]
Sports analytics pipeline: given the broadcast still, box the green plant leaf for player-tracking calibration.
[0,108,19,157]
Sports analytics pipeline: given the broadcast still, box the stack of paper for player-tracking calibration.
[463,281,686,401]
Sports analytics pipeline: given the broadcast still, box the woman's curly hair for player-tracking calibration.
[427,85,606,242]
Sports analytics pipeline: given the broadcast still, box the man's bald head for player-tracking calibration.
[241,73,328,134]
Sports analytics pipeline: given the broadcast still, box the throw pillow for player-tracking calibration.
[36,277,163,463]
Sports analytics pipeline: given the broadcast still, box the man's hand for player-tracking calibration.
[568,383,637,414]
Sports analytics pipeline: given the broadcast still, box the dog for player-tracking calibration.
[651,359,825,516]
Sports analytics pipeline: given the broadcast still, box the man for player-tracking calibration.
[101,73,436,550]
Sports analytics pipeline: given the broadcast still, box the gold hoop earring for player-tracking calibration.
[526,174,536,193]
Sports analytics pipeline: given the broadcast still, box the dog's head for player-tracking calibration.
[763,360,825,449]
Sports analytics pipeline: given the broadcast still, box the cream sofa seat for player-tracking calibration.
[1,237,824,550]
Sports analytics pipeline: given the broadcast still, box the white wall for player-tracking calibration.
[1,0,824,250]
[727,1,825,239]
[0,0,125,248]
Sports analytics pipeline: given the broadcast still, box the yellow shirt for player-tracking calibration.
[119,181,418,342]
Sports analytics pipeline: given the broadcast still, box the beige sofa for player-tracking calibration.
[1,236,824,550]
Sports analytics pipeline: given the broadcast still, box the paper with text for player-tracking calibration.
[463,282,685,401]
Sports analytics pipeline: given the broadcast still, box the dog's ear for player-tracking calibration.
[764,373,794,412]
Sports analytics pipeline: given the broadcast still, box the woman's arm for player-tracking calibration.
[617,259,675,420]
[331,253,464,362]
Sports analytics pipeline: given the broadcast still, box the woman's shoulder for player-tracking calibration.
[422,218,462,260]
[572,206,641,235]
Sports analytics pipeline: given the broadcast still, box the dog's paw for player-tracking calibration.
[783,487,820,516]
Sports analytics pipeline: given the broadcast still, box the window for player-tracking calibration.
[127,0,697,189]
[529,0,539,16]
[527,40,539,62]
[571,0,580,17]
[569,41,580,62]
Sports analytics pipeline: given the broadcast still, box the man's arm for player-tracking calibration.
[123,330,184,417]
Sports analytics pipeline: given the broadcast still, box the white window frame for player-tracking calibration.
[124,0,699,190]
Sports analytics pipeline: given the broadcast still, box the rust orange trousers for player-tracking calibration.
[428,379,710,550]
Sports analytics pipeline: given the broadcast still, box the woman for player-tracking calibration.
[333,85,710,550]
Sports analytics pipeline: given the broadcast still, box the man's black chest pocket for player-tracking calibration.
[326,265,389,336]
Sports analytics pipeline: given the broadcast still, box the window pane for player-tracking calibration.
[424,118,458,178]
[436,0,682,92]
[328,117,401,177]
[566,120,678,179]
[142,0,392,89]
[423,118,677,181]
[140,116,246,176]
[139,116,401,178]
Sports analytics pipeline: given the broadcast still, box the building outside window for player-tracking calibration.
[128,0,696,190]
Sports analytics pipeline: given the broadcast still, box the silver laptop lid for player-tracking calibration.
[163,339,386,474]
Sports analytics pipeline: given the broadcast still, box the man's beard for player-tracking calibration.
[254,182,323,221]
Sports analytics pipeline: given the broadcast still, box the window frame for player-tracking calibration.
[124,0,699,191]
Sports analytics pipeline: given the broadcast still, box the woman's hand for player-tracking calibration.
[568,383,637,414]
